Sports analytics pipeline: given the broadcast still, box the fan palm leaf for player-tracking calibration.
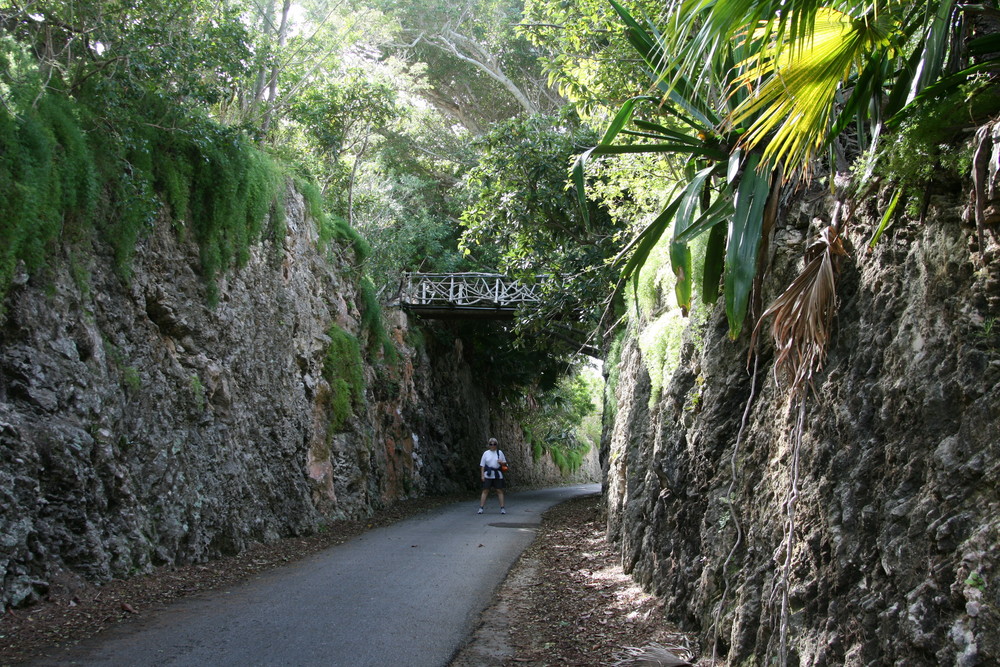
[582,0,986,344]
[727,7,896,171]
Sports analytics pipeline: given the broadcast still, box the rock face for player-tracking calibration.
[604,192,1000,664]
[0,185,597,609]
[399,330,597,494]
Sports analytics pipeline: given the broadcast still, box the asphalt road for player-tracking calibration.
[33,483,600,667]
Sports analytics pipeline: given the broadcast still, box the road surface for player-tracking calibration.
[31,484,600,667]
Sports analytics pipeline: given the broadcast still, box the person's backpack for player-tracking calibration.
[499,451,509,473]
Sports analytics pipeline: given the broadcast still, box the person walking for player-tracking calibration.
[478,437,508,514]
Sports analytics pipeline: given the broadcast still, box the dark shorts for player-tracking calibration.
[482,476,505,490]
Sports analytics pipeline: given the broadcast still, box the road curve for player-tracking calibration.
[30,484,600,667]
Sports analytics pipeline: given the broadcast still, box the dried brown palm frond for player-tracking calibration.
[752,224,846,398]
[971,119,1000,256]
[611,641,695,666]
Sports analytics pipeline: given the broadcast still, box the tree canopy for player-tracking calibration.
[3,0,997,457]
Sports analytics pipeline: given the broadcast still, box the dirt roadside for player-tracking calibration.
[451,494,702,666]
[1,493,702,666]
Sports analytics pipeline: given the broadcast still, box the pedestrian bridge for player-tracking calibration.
[397,272,548,319]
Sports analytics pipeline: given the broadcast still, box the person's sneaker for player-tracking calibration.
[477,507,484,514]
[500,507,506,514]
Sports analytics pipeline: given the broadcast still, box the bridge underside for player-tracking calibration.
[397,273,603,357]
[402,305,518,320]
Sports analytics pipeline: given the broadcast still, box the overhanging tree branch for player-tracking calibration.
[423,28,541,115]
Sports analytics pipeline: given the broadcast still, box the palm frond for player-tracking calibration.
[752,225,846,397]
[902,0,957,106]
[605,192,684,318]
[701,218,727,305]
[727,7,896,172]
[670,165,720,313]
[573,92,724,227]
[655,0,833,100]
[725,152,773,339]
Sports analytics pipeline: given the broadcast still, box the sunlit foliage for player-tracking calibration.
[521,364,602,473]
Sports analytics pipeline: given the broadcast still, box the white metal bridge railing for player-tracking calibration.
[398,272,547,314]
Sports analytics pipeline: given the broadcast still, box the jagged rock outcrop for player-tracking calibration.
[605,191,999,664]
[0,184,597,609]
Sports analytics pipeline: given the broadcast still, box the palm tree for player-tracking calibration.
[580,0,1000,391]
[582,5,998,664]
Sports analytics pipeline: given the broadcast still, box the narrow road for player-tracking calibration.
[32,484,600,667]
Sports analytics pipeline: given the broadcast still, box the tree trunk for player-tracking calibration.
[260,0,291,134]
[428,30,540,116]
[250,0,276,113]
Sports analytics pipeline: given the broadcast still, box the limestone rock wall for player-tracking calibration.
[0,184,590,609]
[604,193,1000,665]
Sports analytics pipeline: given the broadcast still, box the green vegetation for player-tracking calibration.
[5,0,996,507]
[868,89,985,221]
[0,87,288,306]
[190,374,206,412]
[123,367,142,392]
[299,179,370,263]
[603,332,626,421]
[638,312,687,408]
[358,276,396,363]
[0,0,592,418]
[625,217,714,407]
[0,90,96,309]
[541,7,1000,663]
[460,112,625,353]
[0,0,404,322]
[564,0,999,397]
[975,316,999,349]
[521,365,602,474]
[965,571,987,592]
[322,325,366,433]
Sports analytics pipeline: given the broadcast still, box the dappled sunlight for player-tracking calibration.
[506,496,698,664]
[542,529,666,623]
